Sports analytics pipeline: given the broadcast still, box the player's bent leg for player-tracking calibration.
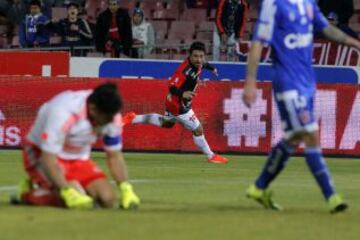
[21,188,63,207]
[246,184,283,211]
[16,145,64,207]
[132,113,165,127]
[86,179,116,208]
[190,124,228,164]
[246,138,295,211]
[122,111,137,126]
[254,139,295,189]
[162,120,176,128]
[303,131,348,213]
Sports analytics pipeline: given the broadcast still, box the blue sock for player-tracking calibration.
[304,147,335,199]
[255,140,293,189]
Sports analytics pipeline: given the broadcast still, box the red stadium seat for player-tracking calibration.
[150,20,168,33]
[147,52,170,59]
[0,25,7,35]
[85,0,104,21]
[196,31,212,42]
[180,9,207,27]
[166,0,182,10]
[162,38,183,54]
[168,21,195,41]
[153,8,179,20]
[150,20,168,44]
[11,35,19,47]
[198,21,215,32]
[142,8,153,20]
[118,0,132,9]
[49,36,62,45]
[140,0,161,11]
[0,36,6,48]
[52,7,67,21]
[355,0,360,13]
[349,22,360,32]
[172,53,187,60]
[350,14,360,24]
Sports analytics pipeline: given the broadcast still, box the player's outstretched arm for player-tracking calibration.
[243,41,264,107]
[322,25,360,50]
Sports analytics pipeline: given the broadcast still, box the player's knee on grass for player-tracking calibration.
[98,189,116,208]
[192,125,203,136]
[86,179,116,208]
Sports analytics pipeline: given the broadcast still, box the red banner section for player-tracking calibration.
[0,52,69,77]
[1,77,360,155]
[237,41,360,66]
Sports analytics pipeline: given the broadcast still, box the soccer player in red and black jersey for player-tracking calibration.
[123,41,228,164]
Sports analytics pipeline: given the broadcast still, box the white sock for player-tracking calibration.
[193,135,214,159]
[133,114,162,127]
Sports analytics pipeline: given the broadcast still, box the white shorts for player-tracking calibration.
[164,109,201,131]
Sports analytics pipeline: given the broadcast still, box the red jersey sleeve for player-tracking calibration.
[168,59,188,96]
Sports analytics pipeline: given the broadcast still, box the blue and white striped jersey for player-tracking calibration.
[253,0,329,94]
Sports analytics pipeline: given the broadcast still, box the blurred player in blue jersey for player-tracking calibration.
[243,0,360,213]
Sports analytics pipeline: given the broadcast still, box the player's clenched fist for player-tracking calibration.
[242,80,257,108]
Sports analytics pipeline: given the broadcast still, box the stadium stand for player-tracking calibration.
[0,0,359,61]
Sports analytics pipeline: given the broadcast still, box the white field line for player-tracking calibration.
[0,178,359,193]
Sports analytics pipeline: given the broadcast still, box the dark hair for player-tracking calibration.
[133,8,144,17]
[189,41,206,54]
[67,2,79,9]
[88,83,123,115]
[30,0,42,7]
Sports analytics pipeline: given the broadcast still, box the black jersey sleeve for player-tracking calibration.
[203,62,216,71]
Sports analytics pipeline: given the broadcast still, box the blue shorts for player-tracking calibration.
[275,90,318,139]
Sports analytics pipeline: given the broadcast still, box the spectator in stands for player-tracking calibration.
[0,7,9,35]
[131,8,155,58]
[213,0,249,61]
[327,12,359,39]
[52,2,93,53]
[1,0,27,25]
[186,0,196,8]
[95,0,133,58]
[19,0,50,48]
[207,0,219,17]
[318,0,354,26]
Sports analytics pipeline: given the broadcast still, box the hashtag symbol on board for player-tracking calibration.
[223,89,267,147]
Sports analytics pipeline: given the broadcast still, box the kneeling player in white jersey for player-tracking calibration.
[15,83,140,209]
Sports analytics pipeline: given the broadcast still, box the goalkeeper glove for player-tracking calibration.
[118,181,140,209]
[60,187,94,209]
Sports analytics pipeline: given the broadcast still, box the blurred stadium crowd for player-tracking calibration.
[0,0,359,60]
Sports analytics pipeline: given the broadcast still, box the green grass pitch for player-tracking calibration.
[0,150,359,240]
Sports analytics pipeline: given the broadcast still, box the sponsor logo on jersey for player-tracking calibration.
[284,32,313,49]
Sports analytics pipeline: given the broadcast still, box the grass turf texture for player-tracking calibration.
[0,150,359,240]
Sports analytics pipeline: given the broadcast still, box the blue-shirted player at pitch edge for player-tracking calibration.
[243,0,360,213]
